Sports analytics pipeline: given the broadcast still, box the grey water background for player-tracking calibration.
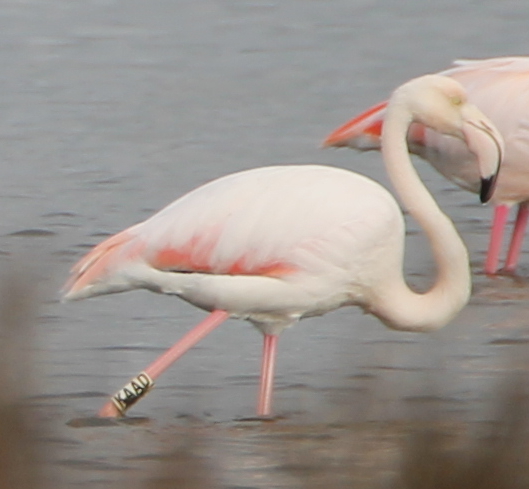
[2,0,529,486]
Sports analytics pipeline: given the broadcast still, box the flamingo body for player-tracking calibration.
[65,165,403,333]
[324,57,529,274]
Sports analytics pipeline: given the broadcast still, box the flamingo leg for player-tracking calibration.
[504,204,529,273]
[98,309,229,418]
[485,205,510,275]
[257,334,278,417]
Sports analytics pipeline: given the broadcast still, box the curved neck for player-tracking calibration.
[371,98,471,332]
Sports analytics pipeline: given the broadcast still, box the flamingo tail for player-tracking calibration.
[323,100,386,150]
[62,229,142,301]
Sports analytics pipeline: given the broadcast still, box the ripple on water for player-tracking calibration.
[7,228,56,237]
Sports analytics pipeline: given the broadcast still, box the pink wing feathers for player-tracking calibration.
[63,166,385,301]
[64,171,301,300]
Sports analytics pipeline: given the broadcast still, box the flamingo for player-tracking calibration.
[323,57,529,275]
[62,75,503,418]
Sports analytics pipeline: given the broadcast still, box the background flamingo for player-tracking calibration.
[324,57,529,275]
[62,75,502,418]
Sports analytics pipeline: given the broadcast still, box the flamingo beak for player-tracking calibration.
[460,105,505,203]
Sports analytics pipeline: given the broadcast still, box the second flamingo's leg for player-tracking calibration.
[504,204,529,273]
[257,334,279,417]
[99,310,229,418]
[485,205,510,275]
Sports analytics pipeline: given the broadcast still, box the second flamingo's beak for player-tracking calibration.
[460,104,504,203]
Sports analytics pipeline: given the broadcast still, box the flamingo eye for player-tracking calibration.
[451,96,463,106]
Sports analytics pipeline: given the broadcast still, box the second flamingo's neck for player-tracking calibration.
[371,97,471,332]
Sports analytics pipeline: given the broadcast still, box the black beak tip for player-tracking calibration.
[480,175,498,204]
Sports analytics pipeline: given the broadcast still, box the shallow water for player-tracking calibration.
[2,0,529,486]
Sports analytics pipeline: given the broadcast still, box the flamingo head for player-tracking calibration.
[392,74,505,203]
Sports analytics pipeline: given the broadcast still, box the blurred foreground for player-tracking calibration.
[2,265,529,488]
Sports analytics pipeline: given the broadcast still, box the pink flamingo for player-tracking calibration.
[324,57,529,275]
[62,75,502,418]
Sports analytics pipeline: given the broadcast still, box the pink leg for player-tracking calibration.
[485,205,510,275]
[99,310,229,418]
[257,334,278,417]
[504,204,529,273]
